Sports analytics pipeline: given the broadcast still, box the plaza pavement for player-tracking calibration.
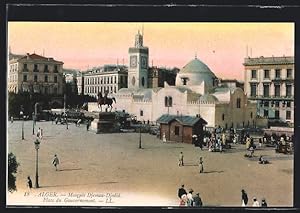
[7,120,293,207]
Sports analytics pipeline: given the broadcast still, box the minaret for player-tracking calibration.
[128,30,149,89]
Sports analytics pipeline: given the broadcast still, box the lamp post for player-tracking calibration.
[20,111,24,140]
[32,112,35,135]
[66,113,68,130]
[139,124,142,149]
[34,138,40,188]
[64,94,68,130]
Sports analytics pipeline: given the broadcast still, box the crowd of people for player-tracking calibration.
[241,189,268,207]
[178,185,203,207]
[177,186,268,207]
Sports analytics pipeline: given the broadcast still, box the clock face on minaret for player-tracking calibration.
[141,56,148,69]
[130,56,137,68]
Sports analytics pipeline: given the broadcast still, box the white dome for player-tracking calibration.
[176,58,216,87]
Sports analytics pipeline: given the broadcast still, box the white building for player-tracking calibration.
[243,56,294,126]
[89,32,257,129]
[83,65,128,98]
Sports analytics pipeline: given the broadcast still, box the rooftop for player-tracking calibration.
[244,56,294,66]
[85,64,128,74]
[18,53,63,63]
[156,114,207,126]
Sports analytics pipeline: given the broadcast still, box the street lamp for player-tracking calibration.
[64,94,68,130]
[32,112,35,135]
[20,111,24,140]
[139,124,142,149]
[66,113,69,130]
[33,103,39,135]
[34,138,40,188]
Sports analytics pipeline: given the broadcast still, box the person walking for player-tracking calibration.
[193,193,203,207]
[27,176,32,191]
[178,152,184,166]
[40,128,43,139]
[52,154,60,171]
[241,189,248,206]
[246,136,251,150]
[37,127,41,139]
[179,194,187,207]
[259,138,262,148]
[252,197,260,207]
[186,189,194,206]
[261,198,268,207]
[86,120,90,131]
[178,184,187,199]
[199,157,204,173]
[77,118,82,127]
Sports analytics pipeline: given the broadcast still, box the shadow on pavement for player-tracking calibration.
[145,146,185,149]
[181,163,198,167]
[203,171,224,174]
[245,155,293,162]
[58,168,82,172]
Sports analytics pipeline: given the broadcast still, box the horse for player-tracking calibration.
[97,92,116,112]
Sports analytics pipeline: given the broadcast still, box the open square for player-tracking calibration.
[7,121,293,206]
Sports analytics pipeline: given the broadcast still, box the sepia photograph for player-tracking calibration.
[6,21,294,207]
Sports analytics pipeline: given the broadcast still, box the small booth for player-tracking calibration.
[156,114,207,144]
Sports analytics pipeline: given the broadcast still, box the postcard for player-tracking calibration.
[7,20,294,207]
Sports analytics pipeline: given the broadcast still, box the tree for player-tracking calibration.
[8,152,19,192]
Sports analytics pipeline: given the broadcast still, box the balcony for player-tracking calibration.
[249,95,293,101]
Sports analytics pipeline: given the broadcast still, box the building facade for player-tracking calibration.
[76,71,84,95]
[8,53,64,95]
[83,65,128,98]
[157,114,207,144]
[88,32,257,129]
[63,69,79,94]
[243,56,294,126]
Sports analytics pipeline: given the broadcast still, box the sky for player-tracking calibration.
[8,22,294,80]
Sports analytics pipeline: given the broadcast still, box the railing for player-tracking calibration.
[249,95,294,100]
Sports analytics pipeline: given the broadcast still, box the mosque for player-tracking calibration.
[89,31,257,129]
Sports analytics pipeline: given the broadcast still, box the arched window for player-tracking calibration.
[237,98,241,108]
[165,96,173,107]
[222,114,225,121]
[168,96,173,107]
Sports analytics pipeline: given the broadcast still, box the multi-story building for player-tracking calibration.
[83,65,128,98]
[8,53,64,95]
[243,56,294,126]
[63,68,79,94]
[76,71,84,95]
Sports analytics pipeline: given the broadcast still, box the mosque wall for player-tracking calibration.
[186,103,216,128]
